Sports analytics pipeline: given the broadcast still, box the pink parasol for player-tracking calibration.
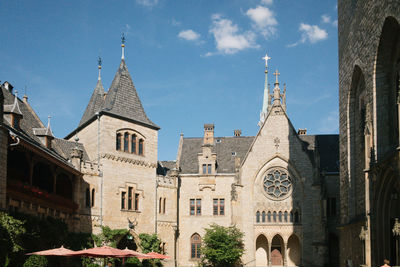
[119,248,151,258]
[26,245,74,256]
[66,245,132,258]
[142,251,170,259]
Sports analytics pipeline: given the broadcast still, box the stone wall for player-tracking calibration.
[338,1,400,266]
[0,126,7,210]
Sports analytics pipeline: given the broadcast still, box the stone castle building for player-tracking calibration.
[0,41,341,266]
[338,0,400,266]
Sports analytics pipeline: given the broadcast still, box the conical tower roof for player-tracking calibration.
[78,79,105,127]
[102,59,159,129]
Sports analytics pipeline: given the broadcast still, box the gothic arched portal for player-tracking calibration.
[255,234,269,267]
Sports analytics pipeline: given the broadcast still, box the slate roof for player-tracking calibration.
[53,138,90,161]
[1,85,88,166]
[299,134,339,173]
[78,79,105,127]
[178,134,339,174]
[76,59,159,132]
[103,60,159,129]
[179,136,254,174]
[157,160,176,176]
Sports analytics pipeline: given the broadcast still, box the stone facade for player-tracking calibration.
[338,1,400,266]
[1,44,341,267]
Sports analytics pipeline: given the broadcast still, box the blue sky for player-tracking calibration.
[0,0,338,160]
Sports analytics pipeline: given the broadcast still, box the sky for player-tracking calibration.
[0,0,338,161]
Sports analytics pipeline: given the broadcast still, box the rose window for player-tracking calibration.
[263,168,292,200]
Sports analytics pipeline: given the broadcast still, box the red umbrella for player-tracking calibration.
[66,245,132,258]
[119,248,151,258]
[144,251,170,259]
[26,245,74,256]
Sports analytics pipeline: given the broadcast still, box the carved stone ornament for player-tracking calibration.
[262,167,292,200]
[359,226,368,241]
[393,218,400,237]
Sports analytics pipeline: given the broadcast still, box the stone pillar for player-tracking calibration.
[268,242,272,267]
[284,241,288,267]
[0,127,8,211]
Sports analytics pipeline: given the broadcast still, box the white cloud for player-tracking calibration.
[246,6,277,38]
[178,30,201,41]
[299,23,328,43]
[209,14,258,54]
[136,0,158,7]
[321,14,331,23]
[288,23,327,47]
[261,0,273,5]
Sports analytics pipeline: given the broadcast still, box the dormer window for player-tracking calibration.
[116,130,145,156]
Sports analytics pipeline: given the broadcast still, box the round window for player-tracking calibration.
[262,168,292,200]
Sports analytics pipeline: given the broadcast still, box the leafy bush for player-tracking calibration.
[201,224,244,267]
[23,255,48,267]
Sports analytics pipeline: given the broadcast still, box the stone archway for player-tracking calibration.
[271,234,284,266]
[256,234,269,267]
[287,234,301,267]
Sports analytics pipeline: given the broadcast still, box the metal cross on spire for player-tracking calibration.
[262,53,271,68]
[98,56,102,80]
[273,70,280,84]
[121,33,126,59]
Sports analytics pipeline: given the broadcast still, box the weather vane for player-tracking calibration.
[121,33,126,45]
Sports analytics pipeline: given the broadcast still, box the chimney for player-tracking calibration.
[234,129,242,137]
[297,128,307,135]
[203,124,215,145]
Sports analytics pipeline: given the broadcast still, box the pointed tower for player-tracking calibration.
[270,69,286,112]
[102,35,159,129]
[78,57,105,127]
[258,52,271,127]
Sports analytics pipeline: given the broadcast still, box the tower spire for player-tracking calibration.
[259,52,271,127]
[98,56,102,81]
[121,33,126,60]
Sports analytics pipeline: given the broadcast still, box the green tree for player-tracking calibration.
[201,224,244,267]
[138,233,162,267]
[0,212,26,266]
[23,255,48,267]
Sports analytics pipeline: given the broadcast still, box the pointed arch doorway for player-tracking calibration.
[271,235,284,266]
[256,234,269,267]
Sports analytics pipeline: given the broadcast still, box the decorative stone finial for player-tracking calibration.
[273,70,280,85]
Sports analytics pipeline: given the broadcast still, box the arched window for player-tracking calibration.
[138,139,144,155]
[256,211,260,223]
[279,211,282,222]
[91,188,95,207]
[262,211,266,223]
[273,211,277,222]
[163,198,166,214]
[116,133,122,151]
[159,197,162,213]
[131,134,137,154]
[284,211,288,222]
[191,234,201,259]
[294,211,299,223]
[267,211,271,222]
[290,211,294,222]
[124,133,129,152]
[85,188,90,208]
